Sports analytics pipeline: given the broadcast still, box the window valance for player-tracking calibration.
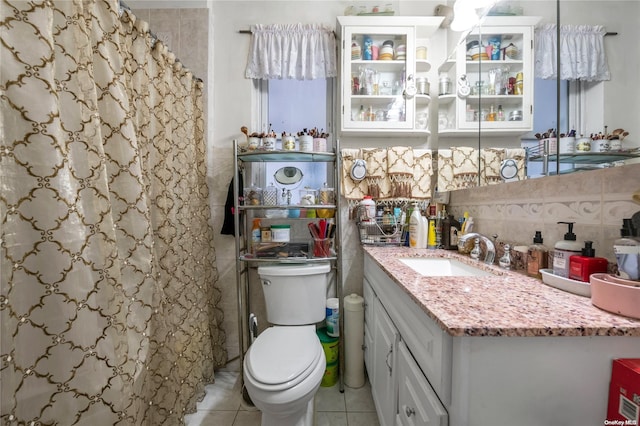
[245,23,337,80]
[535,24,611,81]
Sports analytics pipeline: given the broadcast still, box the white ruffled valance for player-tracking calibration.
[245,23,337,80]
[535,24,610,81]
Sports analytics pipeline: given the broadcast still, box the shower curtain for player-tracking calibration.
[0,1,226,424]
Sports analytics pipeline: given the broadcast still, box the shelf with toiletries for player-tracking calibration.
[233,138,344,389]
[235,141,340,264]
[438,17,541,137]
[336,16,444,136]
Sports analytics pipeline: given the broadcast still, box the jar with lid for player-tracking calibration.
[317,183,335,219]
[243,182,262,206]
[416,77,429,95]
[263,182,278,206]
[438,74,451,95]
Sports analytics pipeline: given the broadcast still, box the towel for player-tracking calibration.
[452,146,480,189]
[437,149,456,192]
[412,149,433,199]
[220,173,243,236]
[481,148,505,185]
[505,148,526,180]
[340,149,368,200]
[362,148,390,199]
[387,146,414,198]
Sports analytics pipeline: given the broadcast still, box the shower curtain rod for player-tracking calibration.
[118,0,203,82]
[238,29,614,36]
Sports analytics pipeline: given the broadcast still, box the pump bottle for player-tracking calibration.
[552,221,582,278]
[569,241,608,282]
[527,231,548,278]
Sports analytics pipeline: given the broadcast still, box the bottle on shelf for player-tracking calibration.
[251,218,261,255]
[487,104,496,122]
[358,105,365,121]
[497,104,505,121]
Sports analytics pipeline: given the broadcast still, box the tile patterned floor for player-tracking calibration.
[184,367,380,426]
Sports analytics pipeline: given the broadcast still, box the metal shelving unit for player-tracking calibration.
[233,139,344,398]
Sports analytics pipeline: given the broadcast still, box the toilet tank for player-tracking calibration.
[257,263,331,325]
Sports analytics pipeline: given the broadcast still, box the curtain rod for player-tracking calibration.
[239,29,618,35]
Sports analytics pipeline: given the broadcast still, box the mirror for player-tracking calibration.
[437,0,639,190]
[274,166,304,185]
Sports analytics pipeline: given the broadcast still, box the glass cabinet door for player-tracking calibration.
[342,26,416,131]
[437,20,537,136]
[457,25,534,131]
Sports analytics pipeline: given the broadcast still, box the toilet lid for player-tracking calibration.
[246,326,322,387]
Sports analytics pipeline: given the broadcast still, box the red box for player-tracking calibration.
[607,359,640,423]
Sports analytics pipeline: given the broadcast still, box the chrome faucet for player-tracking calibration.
[458,233,496,265]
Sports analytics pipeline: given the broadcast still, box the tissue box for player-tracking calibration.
[607,359,640,423]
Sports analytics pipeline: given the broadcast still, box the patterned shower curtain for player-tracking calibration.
[0,1,226,424]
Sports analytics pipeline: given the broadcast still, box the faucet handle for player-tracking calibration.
[470,238,481,260]
[499,244,511,269]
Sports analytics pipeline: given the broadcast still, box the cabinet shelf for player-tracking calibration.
[528,151,640,164]
[238,204,337,211]
[238,150,335,162]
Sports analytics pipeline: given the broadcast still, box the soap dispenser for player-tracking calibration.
[552,221,582,278]
[569,241,608,282]
[527,231,548,279]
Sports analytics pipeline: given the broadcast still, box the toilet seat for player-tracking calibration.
[246,326,323,392]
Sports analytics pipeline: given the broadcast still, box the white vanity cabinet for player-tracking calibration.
[336,16,443,136]
[364,251,640,426]
[438,16,541,136]
[364,271,448,426]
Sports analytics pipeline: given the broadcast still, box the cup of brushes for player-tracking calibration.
[309,219,335,258]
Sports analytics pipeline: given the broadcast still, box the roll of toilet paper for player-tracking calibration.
[344,293,365,388]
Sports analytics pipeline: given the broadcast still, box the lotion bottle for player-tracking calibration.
[552,221,582,278]
[569,241,608,282]
[409,207,421,248]
[527,231,548,279]
[420,214,429,249]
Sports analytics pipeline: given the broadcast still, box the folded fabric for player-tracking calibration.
[362,148,390,199]
[437,149,455,192]
[481,148,505,185]
[412,149,433,199]
[340,148,368,200]
[451,146,479,189]
[505,148,526,180]
[387,146,414,198]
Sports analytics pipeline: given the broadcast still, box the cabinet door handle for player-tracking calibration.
[261,279,271,286]
[385,345,393,375]
[361,344,367,350]
[404,405,416,417]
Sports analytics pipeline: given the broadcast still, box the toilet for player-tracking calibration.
[243,262,331,426]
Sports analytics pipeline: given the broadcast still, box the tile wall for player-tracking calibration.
[448,164,640,260]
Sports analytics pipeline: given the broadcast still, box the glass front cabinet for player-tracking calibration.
[438,17,541,136]
[336,16,444,136]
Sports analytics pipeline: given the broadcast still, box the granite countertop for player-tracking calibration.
[364,246,640,337]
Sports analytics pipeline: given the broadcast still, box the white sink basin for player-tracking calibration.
[398,257,495,277]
